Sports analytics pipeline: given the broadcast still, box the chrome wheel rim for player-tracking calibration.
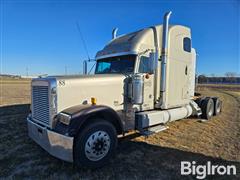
[216,102,221,113]
[84,131,110,161]
[208,102,214,117]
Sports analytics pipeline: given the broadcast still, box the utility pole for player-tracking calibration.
[26,67,29,77]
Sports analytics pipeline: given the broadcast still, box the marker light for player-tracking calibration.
[145,73,150,79]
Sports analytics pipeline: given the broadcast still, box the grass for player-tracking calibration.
[197,83,240,91]
[0,80,239,179]
[0,78,31,106]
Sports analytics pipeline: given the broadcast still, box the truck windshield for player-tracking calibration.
[95,55,136,74]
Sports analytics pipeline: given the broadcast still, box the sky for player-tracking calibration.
[0,0,239,76]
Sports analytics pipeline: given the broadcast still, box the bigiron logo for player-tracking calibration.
[181,161,237,179]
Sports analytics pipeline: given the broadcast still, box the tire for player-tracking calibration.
[201,97,214,120]
[74,119,117,168]
[195,97,204,107]
[194,92,201,96]
[212,97,222,116]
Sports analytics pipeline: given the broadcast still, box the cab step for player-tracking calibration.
[139,125,168,136]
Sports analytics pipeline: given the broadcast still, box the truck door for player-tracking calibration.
[165,26,193,108]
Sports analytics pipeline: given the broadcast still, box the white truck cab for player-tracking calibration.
[27,12,222,168]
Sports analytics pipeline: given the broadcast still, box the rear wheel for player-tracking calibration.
[74,119,117,168]
[212,97,222,115]
[201,98,214,120]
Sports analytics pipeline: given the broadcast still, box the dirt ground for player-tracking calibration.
[0,81,239,179]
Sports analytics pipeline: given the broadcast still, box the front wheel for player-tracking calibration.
[73,119,117,168]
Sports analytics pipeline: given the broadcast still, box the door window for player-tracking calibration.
[139,56,151,73]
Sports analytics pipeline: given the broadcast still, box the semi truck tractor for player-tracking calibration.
[27,12,222,168]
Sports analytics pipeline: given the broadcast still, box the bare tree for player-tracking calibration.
[225,72,237,83]
[225,72,237,77]
[198,74,207,84]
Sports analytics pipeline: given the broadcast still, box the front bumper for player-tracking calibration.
[27,118,74,162]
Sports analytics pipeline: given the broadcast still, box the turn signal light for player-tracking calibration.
[91,97,97,105]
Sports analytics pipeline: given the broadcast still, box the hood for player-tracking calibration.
[53,74,126,113]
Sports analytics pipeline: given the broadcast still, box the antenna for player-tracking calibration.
[76,21,91,61]
[88,62,96,74]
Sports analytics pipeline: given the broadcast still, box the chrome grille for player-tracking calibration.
[32,86,50,126]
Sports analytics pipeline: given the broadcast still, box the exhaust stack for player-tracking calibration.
[160,11,172,108]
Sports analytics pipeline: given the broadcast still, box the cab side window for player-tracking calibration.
[139,56,151,73]
[183,37,191,53]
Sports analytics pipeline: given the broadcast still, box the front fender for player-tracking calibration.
[56,104,123,136]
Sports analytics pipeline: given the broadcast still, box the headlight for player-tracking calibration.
[58,113,71,125]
